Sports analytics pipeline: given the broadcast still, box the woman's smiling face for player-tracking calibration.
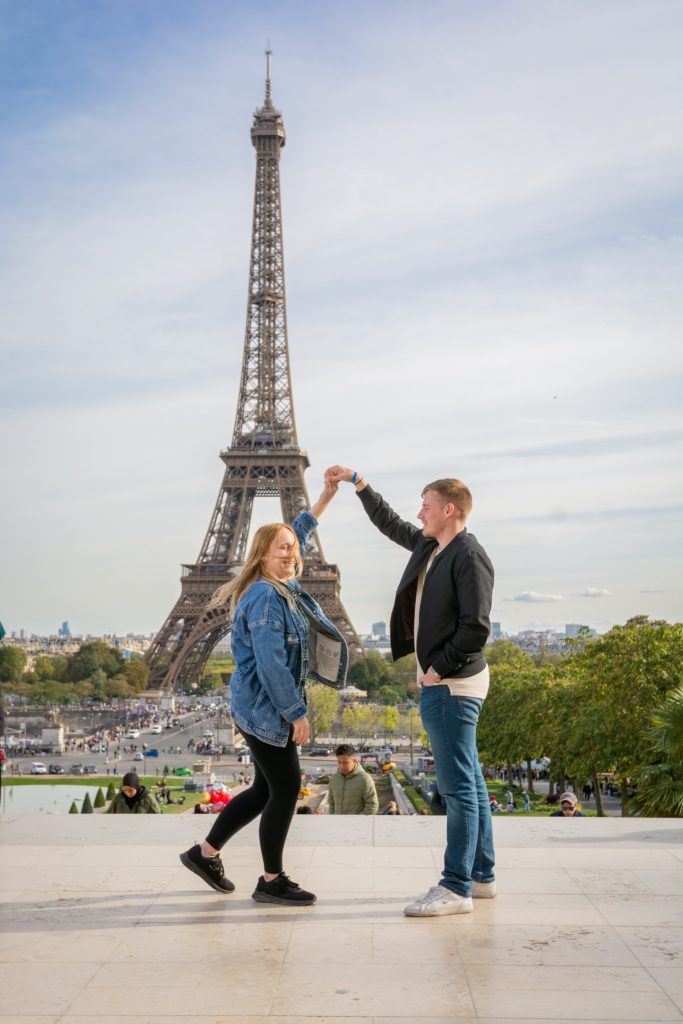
[263,527,297,581]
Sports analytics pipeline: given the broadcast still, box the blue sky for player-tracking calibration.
[1,0,681,637]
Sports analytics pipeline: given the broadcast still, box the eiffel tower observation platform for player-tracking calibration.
[1,813,682,1023]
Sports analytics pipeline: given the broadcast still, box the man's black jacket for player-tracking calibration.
[357,485,494,679]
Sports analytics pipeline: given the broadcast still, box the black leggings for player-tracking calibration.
[204,729,301,874]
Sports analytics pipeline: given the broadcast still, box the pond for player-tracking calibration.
[0,784,105,814]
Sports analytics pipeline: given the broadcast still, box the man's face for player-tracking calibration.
[560,801,577,815]
[337,755,357,775]
[418,489,453,538]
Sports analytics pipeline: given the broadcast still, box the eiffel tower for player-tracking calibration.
[145,54,363,693]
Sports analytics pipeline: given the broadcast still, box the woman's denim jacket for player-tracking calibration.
[229,511,348,747]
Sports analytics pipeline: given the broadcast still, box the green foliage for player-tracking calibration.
[68,640,125,682]
[0,646,27,682]
[106,782,116,800]
[485,640,532,667]
[347,650,392,697]
[629,685,683,817]
[382,706,401,736]
[123,655,149,693]
[342,705,378,741]
[81,792,94,814]
[307,683,339,743]
[69,801,79,814]
[94,788,106,808]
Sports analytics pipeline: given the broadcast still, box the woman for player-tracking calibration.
[180,481,347,906]
[107,771,160,814]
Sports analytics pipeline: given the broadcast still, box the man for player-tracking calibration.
[325,466,495,917]
[550,791,585,817]
[327,744,379,815]
[107,771,160,814]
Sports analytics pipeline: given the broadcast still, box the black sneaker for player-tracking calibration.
[252,872,316,906]
[180,844,235,893]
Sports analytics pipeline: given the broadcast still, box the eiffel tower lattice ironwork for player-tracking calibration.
[145,55,363,693]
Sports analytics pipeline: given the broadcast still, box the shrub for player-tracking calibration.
[106,782,116,800]
[94,788,106,808]
[81,792,94,814]
[69,801,78,814]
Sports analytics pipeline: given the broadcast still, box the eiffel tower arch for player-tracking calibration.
[146,55,363,694]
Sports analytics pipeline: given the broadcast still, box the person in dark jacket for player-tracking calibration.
[326,466,496,917]
[107,772,160,814]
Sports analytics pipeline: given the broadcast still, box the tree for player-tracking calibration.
[81,792,94,814]
[90,669,107,702]
[123,656,149,694]
[0,646,27,683]
[69,801,79,814]
[106,782,116,800]
[306,683,339,745]
[347,651,391,698]
[628,685,683,817]
[94,788,106,808]
[382,706,400,739]
[68,640,125,682]
[342,705,378,744]
[567,617,683,814]
[104,675,131,699]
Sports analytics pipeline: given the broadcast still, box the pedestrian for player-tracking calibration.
[180,480,347,906]
[326,466,495,917]
[327,744,379,815]
[107,772,160,814]
[550,791,585,817]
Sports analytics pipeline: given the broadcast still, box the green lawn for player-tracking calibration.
[1,775,238,815]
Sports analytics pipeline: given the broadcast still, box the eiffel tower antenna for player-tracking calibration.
[145,59,363,693]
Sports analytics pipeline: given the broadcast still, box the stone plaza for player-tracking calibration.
[1,813,682,1023]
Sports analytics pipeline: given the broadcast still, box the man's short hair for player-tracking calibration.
[422,478,472,519]
[335,743,355,757]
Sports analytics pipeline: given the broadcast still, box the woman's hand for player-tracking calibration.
[291,716,310,746]
[309,478,339,519]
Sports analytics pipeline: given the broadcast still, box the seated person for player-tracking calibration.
[550,791,585,817]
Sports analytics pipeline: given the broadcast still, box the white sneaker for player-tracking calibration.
[472,880,497,899]
[404,884,473,917]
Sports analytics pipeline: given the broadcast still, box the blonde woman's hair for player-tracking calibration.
[208,523,302,616]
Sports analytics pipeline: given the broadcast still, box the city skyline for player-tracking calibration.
[2,1,681,638]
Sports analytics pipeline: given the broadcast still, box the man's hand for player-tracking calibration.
[324,465,355,484]
[417,666,442,687]
[291,716,310,746]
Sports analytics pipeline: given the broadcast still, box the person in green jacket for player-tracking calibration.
[328,745,378,815]
[107,771,161,814]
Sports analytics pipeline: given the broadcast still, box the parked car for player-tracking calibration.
[30,762,47,775]
[309,748,332,757]
[146,749,159,757]
[150,725,163,734]
[70,764,85,774]
[133,752,145,761]
[48,764,65,775]
[126,730,140,739]
[83,765,98,774]
[172,767,192,776]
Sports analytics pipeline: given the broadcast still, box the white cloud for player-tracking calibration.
[507,592,565,604]
[576,588,612,598]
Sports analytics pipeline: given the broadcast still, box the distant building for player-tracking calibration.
[371,621,387,639]
[58,621,71,637]
[491,622,502,639]
[565,623,596,639]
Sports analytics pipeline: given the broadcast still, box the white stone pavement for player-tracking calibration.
[1,814,682,1024]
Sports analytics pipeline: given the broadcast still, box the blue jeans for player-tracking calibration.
[419,686,495,897]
